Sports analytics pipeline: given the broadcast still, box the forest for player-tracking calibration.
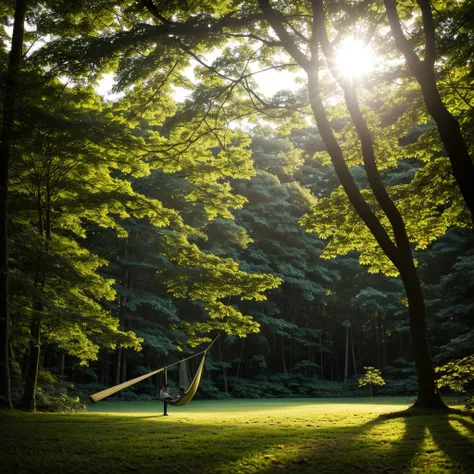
[0,0,473,417]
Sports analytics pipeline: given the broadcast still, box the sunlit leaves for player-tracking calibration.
[436,355,474,393]
[358,366,386,388]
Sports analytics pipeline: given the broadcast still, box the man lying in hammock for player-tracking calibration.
[159,384,185,415]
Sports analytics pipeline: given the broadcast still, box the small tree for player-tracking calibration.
[359,366,385,398]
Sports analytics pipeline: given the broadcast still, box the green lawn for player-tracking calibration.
[1,397,474,473]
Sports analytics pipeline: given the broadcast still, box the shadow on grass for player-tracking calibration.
[269,409,474,473]
[1,408,474,473]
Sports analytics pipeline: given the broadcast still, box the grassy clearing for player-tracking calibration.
[1,397,474,473]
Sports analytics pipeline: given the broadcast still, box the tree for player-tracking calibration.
[0,0,26,409]
[358,366,386,397]
[342,320,350,382]
[259,0,445,408]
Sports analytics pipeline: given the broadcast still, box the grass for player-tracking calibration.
[1,397,474,473]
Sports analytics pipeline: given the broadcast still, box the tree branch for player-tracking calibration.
[309,0,402,265]
[383,0,423,76]
[141,0,174,25]
[417,0,436,66]
[257,0,310,71]
[222,33,281,47]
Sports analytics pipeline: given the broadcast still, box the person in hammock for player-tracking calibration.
[160,384,174,416]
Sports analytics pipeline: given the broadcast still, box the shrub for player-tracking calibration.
[436,355,474,409]
[35,370,86,412]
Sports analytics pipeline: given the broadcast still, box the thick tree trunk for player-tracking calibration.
[22,316,41,411]
[399,258,446,409]
[0,0,27,409]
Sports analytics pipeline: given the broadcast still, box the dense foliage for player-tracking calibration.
[1,0,473,410]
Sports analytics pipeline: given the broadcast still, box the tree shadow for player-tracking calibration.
[253,411,427,473]
[259,409,474,472]
[425,412,474,471]
[2,408,474,473]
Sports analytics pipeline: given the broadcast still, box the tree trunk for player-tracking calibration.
[0,0,27,409]
[115,277,126,394]
[344,324,349,382]
[399,258,446,409]
[290,334,294,374]
[351,326,357,376]
[115,346,122,388]
[281,335,287,375]
[115,230,134,396]
[60,353,65,377]
[105,352,111,386]
[334,340,340,382]
[23,178,49,410]
[99,352,106,385]
[382,319,388,368]
[329,353,333,382]
[319,325,324,380]
[22,316,41,411]
[121,352,127,383]
[218,336,228,394]
[374,313,381,369]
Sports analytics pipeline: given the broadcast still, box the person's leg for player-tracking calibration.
[163,400,168,416]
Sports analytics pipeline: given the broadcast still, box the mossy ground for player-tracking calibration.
[1,397,473,473]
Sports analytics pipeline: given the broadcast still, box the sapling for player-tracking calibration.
[359,366,385,397]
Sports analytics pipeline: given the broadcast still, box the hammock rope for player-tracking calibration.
[89,335,219,405]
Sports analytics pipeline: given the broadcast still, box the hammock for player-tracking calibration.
[89,336,218,405]
[166,355,205,406]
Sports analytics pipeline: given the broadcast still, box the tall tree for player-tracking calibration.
[259,0,445,408]
[0,0,26,409]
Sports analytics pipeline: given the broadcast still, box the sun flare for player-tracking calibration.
[335,38,376,78]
